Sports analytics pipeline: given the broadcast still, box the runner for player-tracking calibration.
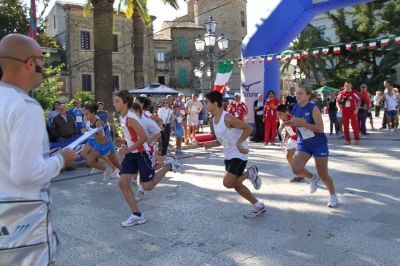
[203,91,266,218]
[282,87,338,208]
[277,104,303,183]
[114,90,184,226]
[80,103,120,179]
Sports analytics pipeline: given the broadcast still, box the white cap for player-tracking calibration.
[234,92,241,97]
[178,92,184,96]
[139,94,147,97]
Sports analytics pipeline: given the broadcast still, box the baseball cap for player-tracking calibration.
[178,92,184,96]
[234,92,241,97]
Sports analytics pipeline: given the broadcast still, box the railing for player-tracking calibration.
[155,61,171,70]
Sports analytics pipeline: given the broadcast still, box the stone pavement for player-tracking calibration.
[51,115,400,266]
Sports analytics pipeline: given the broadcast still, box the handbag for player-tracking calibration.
[0,199,58,266]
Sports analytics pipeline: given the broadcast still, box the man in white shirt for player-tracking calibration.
[0,34,77,263]
[185,93,203,144]
[157,99,174,155]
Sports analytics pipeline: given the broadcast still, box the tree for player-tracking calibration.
[33,64,64,111]
[0,0,29,40]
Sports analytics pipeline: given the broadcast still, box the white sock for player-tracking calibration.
[254,202,263,208]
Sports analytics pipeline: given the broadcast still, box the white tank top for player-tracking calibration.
[213,111,248,161]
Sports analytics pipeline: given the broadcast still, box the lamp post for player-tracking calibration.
[194,16,229,91]
[193,60,211,96]
[291,67,306,87]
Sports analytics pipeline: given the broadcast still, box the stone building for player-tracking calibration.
[46,1,135,98]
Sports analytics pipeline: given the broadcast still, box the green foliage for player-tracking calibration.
[66,91,95,110]
[0,0,29,40]
[33,64,64,111]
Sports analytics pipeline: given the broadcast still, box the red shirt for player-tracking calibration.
[263,98,280,117]
[360,92,371,109]
[227,101,248,120]
[284,114,298,141]
[336,90,360,112]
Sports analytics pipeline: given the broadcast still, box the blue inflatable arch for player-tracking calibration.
[242,0,374,97]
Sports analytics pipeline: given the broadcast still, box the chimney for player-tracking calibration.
[187,0,195,22]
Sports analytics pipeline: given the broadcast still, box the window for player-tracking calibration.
[156,52,165,62]
[82,74,92,91]
[158,76,166,85]
[241,11,246,28]
[178,68,188,87]
[80,31,91,50]
[112,75,120,91]
[177,38,186,57]
[113,34,118,52]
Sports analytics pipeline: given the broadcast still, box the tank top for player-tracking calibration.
[90,117,110,138]
[119,111,148,153]
[213,111,248,161]
[292,102,327,147]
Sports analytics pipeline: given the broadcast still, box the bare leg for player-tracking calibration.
[118,174,140,212]
[223,171,257,204]
[107,153,121,169]
[286,148,296,166]
[141,164,171,191]
[314,157,335,194]
[86,150,107,171]
[291,151,313,179]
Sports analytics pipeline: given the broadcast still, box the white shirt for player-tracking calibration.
[120,111,149,153]
[157,107,173,124]
[0,82,64,201]
[141,116,161,139]
[384,92,398,111]
[213,111,248,161]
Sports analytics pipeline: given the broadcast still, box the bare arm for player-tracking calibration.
[225,114,252,153]
[285,107,324,133]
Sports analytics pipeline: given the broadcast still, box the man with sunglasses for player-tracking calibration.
[0,34,77,264]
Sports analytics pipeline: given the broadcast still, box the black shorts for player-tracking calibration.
[120,152,155,183]
[367,111,372,118]
[224,158,247,177]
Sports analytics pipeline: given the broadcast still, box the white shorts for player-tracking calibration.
[286,138,297,151]
[188,119,199,126]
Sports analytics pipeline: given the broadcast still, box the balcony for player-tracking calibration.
[155,61,171,71]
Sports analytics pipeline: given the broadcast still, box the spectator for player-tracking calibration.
[175,92,188,141]
[50,104,76,141]
[185,94,203,144]
[96,101,108,125]
[373,91,383,117]
[69,99,85,135]
[173,104,184,155]
[158,99,173,155]
[285,87,297,114]
[384,83,399,135]
[47,101,61,127]
[0,33,77,264]
[263,90,279,145]
[227,92,248,121]
[253,93,265,142]
[327,92,339,136]
[358,84,371,135]
[336,81,361,145]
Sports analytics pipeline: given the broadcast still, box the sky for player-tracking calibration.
[22,0,280,35]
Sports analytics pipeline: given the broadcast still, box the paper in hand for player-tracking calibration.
[64,127,101,151]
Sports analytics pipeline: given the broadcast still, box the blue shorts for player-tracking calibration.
[120,152,155,183]
[87,137,96,147]
[92,139,115,156]
[297,142,329,157]
[175,124,183,138]
[386,110,398,117]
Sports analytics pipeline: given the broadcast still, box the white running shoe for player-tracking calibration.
[165,157,185,174]
[121,213,147,227]
[90,168,100,175]
[244,203,267,218]
[135,189,145,201]
[247,165,262,190]
[110,168,120,179]
[327,194,339,208]
[310,173,320,194]
[103,167,111,180]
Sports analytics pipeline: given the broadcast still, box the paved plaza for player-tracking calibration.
[51,116,400,266]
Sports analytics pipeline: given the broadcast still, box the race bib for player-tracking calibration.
[298,127,315,140]
[76,116,83,123]
[177,117,182,123]
[285,126,296,137]
[345,101,351,108]
[235,112,239,117]
[180,110,185,115]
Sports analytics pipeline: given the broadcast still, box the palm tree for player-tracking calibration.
[119,0,178,88]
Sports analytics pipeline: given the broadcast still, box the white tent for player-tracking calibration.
[129,83,179,96]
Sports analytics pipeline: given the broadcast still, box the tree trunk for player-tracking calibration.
[132,7,145,88]
[91,0,113,112]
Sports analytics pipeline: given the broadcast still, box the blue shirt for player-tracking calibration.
[292,102,327,147]
[68,107,84,129]
[96,110,108,125]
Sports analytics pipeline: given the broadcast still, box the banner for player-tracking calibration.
[240,61,264,124]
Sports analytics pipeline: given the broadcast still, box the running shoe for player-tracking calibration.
[121,213,147,227]
[247,165,262,190]
[103,167,111,180]
[90,168,101,175]
[110,168,120,179]
[327,194,339,208]
[135,189,145,201]
[165,157,185,174]
[310,173,320,194]
[244,203,267,218]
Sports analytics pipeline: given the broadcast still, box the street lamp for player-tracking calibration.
[194,16,229,90]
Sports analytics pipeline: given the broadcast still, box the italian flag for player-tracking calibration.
[302,50,309,59]
[213,62,233,93]
[380,38,390,47]
[312,49,320,57]
[322,47,329,55]
[333,46,341,54]
[345,43,352,51]
[369,41,377,50]
[395,36,400,44]
[267,54,273,62]
[356,42,364,50]
[294,52,301,60]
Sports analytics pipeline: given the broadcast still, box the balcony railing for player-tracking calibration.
[155,61,171,70]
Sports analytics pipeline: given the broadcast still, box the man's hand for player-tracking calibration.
[280,141,286,148]
[236,142,249,154]
[61,149,79,167]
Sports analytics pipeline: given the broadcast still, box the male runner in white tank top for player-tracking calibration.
[203,91,266,218]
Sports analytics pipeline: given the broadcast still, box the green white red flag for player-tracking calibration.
[213,62,233,94]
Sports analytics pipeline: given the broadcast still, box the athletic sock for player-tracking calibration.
[133,212,141,217]
[254,202,264,209]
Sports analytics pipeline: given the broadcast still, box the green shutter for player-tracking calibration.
[179,68,188,87]
[178,38,186,57]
